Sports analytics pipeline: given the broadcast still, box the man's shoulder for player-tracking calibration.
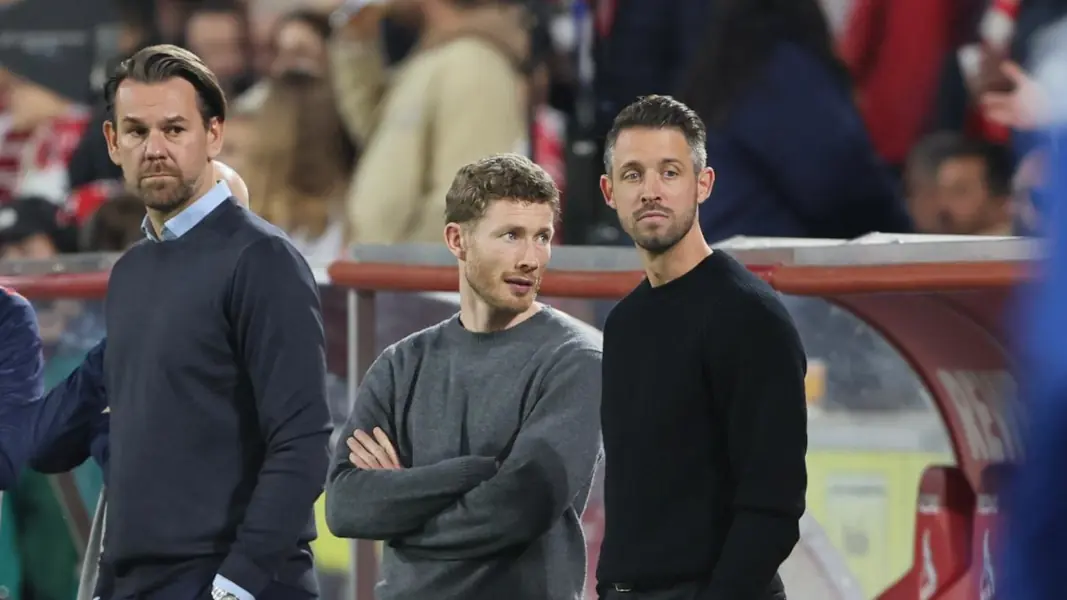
[537,307,602,355]
[0,286,34,327]
[386,317,455,359]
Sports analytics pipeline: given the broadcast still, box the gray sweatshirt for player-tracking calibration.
[325,306,603,600]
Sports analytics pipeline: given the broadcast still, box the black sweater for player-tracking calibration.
[102,199,331,596]
[597,251,808,599]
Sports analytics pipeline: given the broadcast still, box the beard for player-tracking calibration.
[132,173,197,214]
[627,201,697,255]
[464,251,540,315]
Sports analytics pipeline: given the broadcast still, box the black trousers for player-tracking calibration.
[598,581,708,600]
[100,562,317,600]
[597,579,788,600]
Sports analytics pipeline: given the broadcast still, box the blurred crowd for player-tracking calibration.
[1,0,1066,266]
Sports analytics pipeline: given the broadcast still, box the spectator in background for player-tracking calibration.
[904,131,965,233]
[79,194,146,252]
[184,0,257,97]
[838,0,974,169]
[593,0,712,137]
[329,0,529,243]
[0,197,79,260]
[680,0,912,242]
[244,71,355,263]
[235,9,333,113]
[0,69,90,206]
[931,138,1016,235]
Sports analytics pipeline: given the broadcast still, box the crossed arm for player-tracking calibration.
[326,344,603,560]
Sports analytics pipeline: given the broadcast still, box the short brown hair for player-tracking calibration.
[604,95,707,174]
[444,154,560,225]
[104,44,227,126]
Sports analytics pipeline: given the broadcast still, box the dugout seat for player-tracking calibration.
[968,463,1015,600]
[879,465,975,600]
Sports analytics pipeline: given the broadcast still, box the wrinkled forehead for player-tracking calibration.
[114,78,202,124]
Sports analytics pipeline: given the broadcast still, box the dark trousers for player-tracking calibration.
[597,580,787,600]
[101,562,317,600]
[598,581,708,600]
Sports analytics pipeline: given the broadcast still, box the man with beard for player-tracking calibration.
[89,44,331,600]
[325,153,602,600]
[595,96,808,600]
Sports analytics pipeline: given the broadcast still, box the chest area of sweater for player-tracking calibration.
[601,301,716,431]
[104,251,237,379]
[395,355,547,467]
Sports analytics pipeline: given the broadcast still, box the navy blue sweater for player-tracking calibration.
[700,43,912,242]
[102,199,331,597]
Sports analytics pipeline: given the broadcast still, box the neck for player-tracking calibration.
[639,226,713,287]
[458,272,541,333]
[145,166,217,238]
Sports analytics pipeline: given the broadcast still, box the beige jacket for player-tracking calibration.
[330,6,529,243]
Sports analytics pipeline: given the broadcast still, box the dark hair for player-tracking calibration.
[445,153,560,225]
[603,95,707,174]
[906,131,966,179]
[942,140,1015,198]
[81,195,146,252]
[103,44,227,126]
[681,0,851,126]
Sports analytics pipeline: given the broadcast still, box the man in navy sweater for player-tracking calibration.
[80,44,331,600]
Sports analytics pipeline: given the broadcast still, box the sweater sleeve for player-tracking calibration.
[219,236,332,597]
[391,346,603,560]
[29,339,109,475]
[325,347,499,540]
[701,293,808,600]
[0,289,44,489]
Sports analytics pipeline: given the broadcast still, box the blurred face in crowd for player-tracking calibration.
[0,234,57,261]
[935,156,1011,235]
[905,167,940,233]
[186,10,246,84]
[271,19,327,77]
[448,199,554,316]
[601,127,713,254]
[104,77,222,216]
[215,115,252,176]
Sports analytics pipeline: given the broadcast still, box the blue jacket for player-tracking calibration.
[29,339,109,477]
[1002,125,1067,600]
[0,287,45,488]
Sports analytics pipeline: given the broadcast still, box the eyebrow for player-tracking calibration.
[620,158,686,171]
[120,116,190,127]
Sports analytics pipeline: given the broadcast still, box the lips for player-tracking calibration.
[504,276,535,294]
[637,210,669,221]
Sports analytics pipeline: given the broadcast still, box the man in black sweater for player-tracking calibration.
[93,44,331,599]
[595,95,808,599]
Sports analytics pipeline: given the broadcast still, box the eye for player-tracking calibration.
[537,233,551,243]
[663,169,679,178]
[164,126,185,135]
[622,171,640,181]
[503,231,518,240]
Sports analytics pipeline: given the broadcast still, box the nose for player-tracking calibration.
[516,240,540,272]
[143,128,167,159]
[639,173,665,204]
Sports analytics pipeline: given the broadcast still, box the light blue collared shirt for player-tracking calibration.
[138,179,254,600]
[141,180,233,242]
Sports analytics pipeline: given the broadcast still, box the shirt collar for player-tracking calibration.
[142,180,233,242]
